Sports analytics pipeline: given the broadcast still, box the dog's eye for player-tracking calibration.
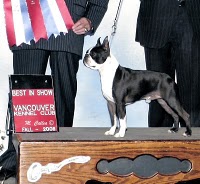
[103,48,108,52]
[91,52,96,58]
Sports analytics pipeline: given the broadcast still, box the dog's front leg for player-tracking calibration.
[105,101,118,136]
[114,103,127,138]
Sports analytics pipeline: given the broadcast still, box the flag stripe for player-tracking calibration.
[40,0,59,37]
[46,0,68,34]
[11,0,26,46]
[3,0,73,46]
[19,0,34,43]
[26,0,48,41]
[56,0,74,29]
[3,0,16,46]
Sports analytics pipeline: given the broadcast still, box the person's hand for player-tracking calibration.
[72,17,92,35]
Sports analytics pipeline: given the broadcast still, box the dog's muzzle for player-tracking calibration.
[83,55,96,69]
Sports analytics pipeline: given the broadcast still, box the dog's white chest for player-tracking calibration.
[99,57,119,103]
[101,75,115,102]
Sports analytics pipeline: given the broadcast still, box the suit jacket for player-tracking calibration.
[11,0,109,57]
[135,0,200,48]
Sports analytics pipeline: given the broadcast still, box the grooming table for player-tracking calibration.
[15,127,200,184]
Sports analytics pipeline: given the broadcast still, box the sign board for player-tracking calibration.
[9,75,58,133]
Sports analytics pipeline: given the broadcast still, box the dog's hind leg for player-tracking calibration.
[180,111,191,137]
[157,99,180,133]
[105,101,118,136]
[165,97,192,137]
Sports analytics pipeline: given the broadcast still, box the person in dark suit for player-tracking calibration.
[1,1,109,180]
[136,0,200,127]
[11,0,109,127]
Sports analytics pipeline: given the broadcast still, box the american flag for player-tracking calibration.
[3,0,74,46]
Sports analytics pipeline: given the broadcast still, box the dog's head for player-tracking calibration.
[83,36,110,70]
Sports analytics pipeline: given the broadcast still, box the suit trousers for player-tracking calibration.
[12,49,79,127]
[144,6,200,127]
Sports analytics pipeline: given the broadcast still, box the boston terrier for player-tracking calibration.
[83,36,192,138]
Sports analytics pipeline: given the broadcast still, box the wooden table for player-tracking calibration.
[15,127,200,184]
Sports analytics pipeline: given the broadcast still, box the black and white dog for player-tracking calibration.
[83,36,191,138]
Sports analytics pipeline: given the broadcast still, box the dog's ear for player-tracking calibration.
[96,37,101,47]
[102,36,110,51]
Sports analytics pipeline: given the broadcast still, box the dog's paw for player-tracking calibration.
[168,127,178,133]
[105,128,116,136]
[183,130,192,137]
[105,130,115,136]
[114,132,124,138]
[114,131,125,138]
